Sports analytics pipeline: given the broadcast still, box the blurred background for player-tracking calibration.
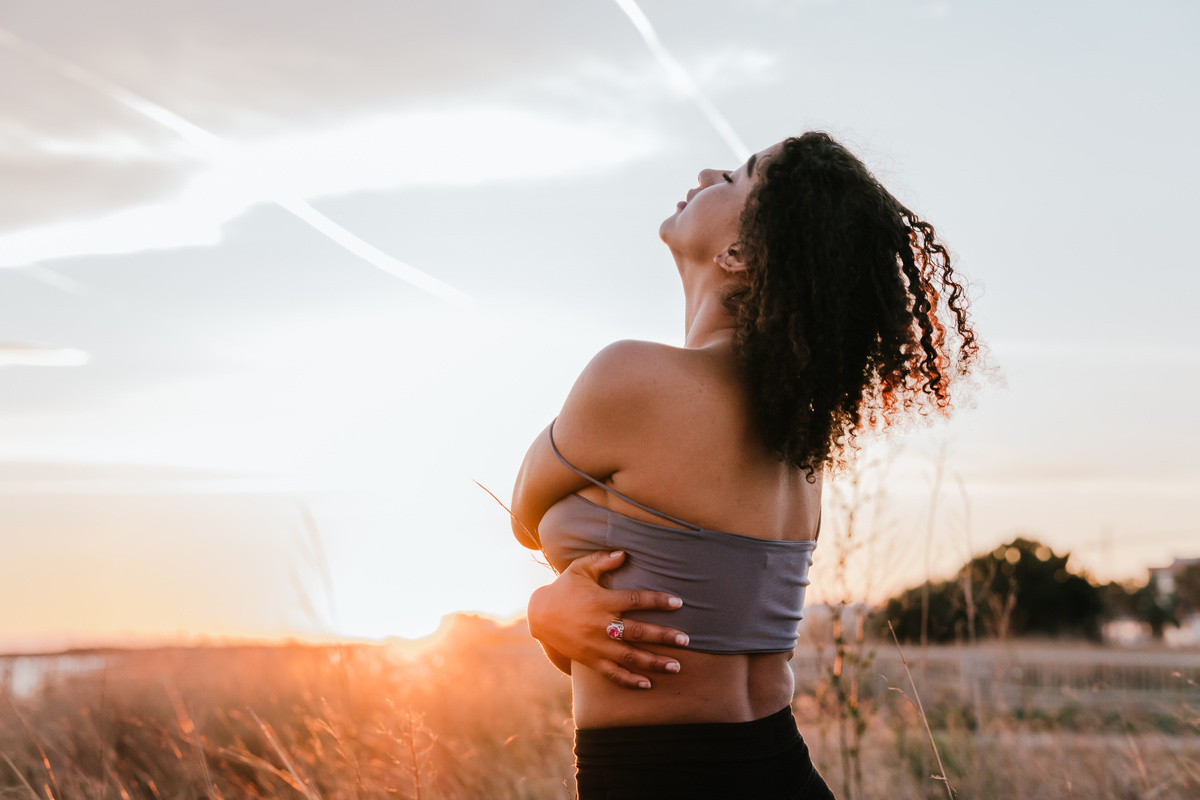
[1,0,1197,652]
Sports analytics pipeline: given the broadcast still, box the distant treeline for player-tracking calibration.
[878,537,1199,643]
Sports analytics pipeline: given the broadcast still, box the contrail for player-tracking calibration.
[611,0,750,162]
[0,25,476,311]
[20,264,87,295]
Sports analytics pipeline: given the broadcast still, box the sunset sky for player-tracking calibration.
[1,0,1196,651]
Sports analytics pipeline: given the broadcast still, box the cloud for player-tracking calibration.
[0,342,89,367]
[0,147,191,236]
[0,0,778,221]
[0,1,685,267]
[235,105,661,195]
[0,104,660,269]
[0,0,793,275]
[0,184,229,268]
[0,0,643,140]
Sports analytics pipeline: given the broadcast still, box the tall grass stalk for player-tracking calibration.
[251,707,323,800]
[6,695,60,799]
[817,451,904,800]
[887,621,956,800]
[167,685,219,799]
[2,752,38,799]
[408,708,423,800]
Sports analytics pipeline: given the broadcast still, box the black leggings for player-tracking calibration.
[574,707,836,800]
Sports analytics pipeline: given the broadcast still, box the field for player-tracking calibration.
[2,615,1198,799]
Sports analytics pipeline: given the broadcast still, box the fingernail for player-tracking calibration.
[638,680,651,689]
[674,634,689,646]
[667,596,682,609]
[610,550,624,558]
[666,662,680,673]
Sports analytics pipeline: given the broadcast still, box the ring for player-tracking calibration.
[606,619,625,640]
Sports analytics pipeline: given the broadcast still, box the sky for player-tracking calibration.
[0,0,1197,651]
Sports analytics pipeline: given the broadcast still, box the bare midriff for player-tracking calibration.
[571,646,794,729]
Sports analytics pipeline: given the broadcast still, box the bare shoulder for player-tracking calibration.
[567,339,717,419]
[553,340,706,469]
[586,339,693,375]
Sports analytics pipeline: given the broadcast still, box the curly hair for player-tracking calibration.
[732,131,978,479]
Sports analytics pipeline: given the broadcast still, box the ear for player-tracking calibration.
[715,244,748,275]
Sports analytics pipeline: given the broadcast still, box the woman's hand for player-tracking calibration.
[527,550,690,689]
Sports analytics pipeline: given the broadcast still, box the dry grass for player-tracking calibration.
[1,617,575,799]
[2,620,1198,799]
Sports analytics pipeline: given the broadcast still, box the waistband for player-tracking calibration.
[574,707,801,766]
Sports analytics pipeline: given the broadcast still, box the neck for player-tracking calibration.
[676,254,740,349]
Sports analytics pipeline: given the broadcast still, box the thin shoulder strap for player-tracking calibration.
[547,419,701,531]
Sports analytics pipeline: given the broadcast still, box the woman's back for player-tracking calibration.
[537,336,822,728]
[564,337,820,543]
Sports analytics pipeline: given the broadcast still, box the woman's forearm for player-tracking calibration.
[526,551,690,689]
[538,640,572,675]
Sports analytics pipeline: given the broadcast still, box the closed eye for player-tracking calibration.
[722,172,733,183]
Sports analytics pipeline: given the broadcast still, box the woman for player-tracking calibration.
[510,131,977,798]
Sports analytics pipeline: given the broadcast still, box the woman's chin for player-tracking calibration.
[658,213,681,243]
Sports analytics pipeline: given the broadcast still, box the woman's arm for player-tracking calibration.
[510,340,669,547]
[511,341,693,686]
[528,550,691,688]
[509,421,587,549]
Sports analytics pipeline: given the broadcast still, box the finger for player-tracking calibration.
[616,589,684,613]
[596,660,653,690]
[618,618,690,648]
[610,642,681,674]
[566,549,626,581]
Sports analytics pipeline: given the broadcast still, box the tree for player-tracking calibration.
[1174,562,1200,616]
[878,537,1104,643]
[1128,577,1177,638]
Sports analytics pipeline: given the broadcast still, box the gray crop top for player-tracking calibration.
[537,421,818,655]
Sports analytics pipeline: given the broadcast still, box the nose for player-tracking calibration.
[697,168,722,187]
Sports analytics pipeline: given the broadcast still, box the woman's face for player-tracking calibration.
[659,142,780,261]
